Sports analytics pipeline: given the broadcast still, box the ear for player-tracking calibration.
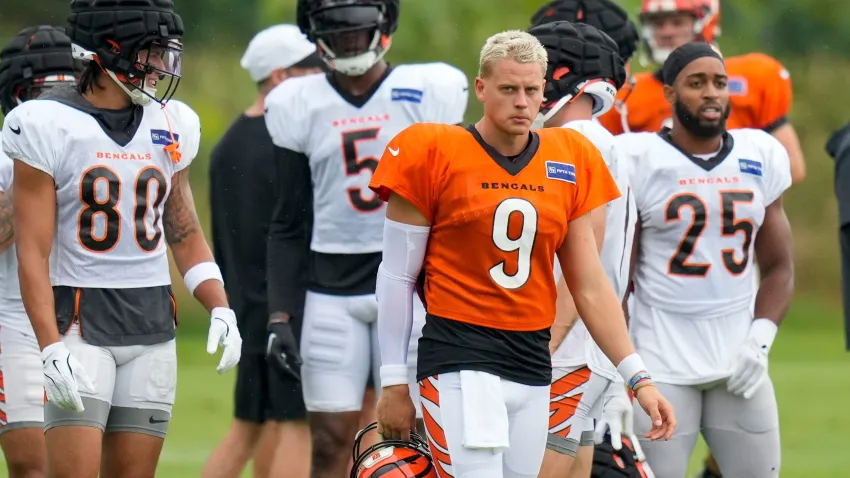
[269,68,288,87]
[662,84,676,106]
[474,77,486,103]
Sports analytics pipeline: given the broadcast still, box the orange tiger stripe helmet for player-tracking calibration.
[351,422,437,478]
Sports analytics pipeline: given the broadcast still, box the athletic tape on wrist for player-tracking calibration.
[751,318,779,351]
[183,262,224,296]
[617,353,650,385]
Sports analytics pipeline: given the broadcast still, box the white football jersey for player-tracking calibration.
[0,132,28,335]
[2,99,201,289]
[552,120,635,373]
[621,128,791,316]
[265,63,468,254]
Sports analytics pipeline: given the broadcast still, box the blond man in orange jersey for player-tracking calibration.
[368,30,676,478]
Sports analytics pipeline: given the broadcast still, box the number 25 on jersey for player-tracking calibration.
[666,190,754,277]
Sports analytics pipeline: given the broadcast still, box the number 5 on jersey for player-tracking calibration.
[342,128,382,212]
[666,190,754,276]
[490,198,539,289]
[78,166,168,253]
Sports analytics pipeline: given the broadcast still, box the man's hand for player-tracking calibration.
[267,320,302,382]
[207,307,242,374]
[634,385,676,441]
[594,383,635,450]
[42,341,95,412]
[728,319,775,399]
[377,384,416,441]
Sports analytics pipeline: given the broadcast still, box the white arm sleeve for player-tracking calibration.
[377,218,430,387]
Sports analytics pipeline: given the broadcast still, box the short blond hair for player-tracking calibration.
[478,30,548,78]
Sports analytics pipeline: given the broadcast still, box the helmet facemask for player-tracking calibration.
[72,37,182,106]
[309,3,391,77]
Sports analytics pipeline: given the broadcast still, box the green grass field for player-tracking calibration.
[0,295,847,477]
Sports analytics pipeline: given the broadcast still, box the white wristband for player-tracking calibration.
[380,364,410,388]
[750,318,779,352]
[183,262,224,296]
[616,353,647,383]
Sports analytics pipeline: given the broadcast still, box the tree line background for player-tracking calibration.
[1,0,847,328]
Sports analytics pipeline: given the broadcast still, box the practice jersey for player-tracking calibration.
[621,128,791,317]
[0,132,28,334]
[551,120,636,370]
[599,53,793,135]
[371,123,619,332]
[2,96,201,289]
[265,63,468,254]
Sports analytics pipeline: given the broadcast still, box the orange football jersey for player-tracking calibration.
[598,52,792,135]
[369,123,620,332]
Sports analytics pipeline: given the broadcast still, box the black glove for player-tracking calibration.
[266,321,302,382]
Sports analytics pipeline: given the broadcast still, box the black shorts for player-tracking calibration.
[234,353,307,423]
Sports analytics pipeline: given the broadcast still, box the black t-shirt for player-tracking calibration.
[209,114,280,353]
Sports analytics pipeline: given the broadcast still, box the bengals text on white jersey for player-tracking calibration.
[1,97,200,289]
[618,128,791,383]
[264,63,468,255]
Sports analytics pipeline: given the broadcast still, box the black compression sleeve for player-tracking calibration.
[266,147,313,318]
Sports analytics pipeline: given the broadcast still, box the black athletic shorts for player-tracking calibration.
[234,352,307,423]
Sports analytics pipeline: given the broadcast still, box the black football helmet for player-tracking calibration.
[297,0,399,76]
[591,433,656,478]
[527,21,626,125]
[530,0,639,64]
[0,26,79,116]
[350,422,438,478]
[66,0,184,105]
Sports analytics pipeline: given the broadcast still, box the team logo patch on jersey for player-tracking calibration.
[739,159,763,177]
[545,161,576,183]
[728,77,748,95]
[391,88,424,103]
[150,129,180,146]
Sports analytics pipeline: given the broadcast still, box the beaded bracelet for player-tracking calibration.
[632,378,654,393]
[628,371,652,391]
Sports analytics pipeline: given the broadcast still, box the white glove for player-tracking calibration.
[728,318,778,399]
[207,307,242,374]
[594,382,634,450]
[42,341,95,412]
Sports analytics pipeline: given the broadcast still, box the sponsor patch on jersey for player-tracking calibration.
[391,88,424,103]
[545,161,576,183]
[150,129,180,146]
[739,158,762,177]
[728,77,748,95]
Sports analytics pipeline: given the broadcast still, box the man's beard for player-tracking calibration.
[674,100,731,138]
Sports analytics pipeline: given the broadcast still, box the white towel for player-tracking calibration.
[459,370,510,453]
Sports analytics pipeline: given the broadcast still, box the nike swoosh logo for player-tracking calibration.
[388,147,399,156]
[10,126,21,135]
[149,416,169,424]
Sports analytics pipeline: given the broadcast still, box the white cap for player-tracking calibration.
[240,24,323,82]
